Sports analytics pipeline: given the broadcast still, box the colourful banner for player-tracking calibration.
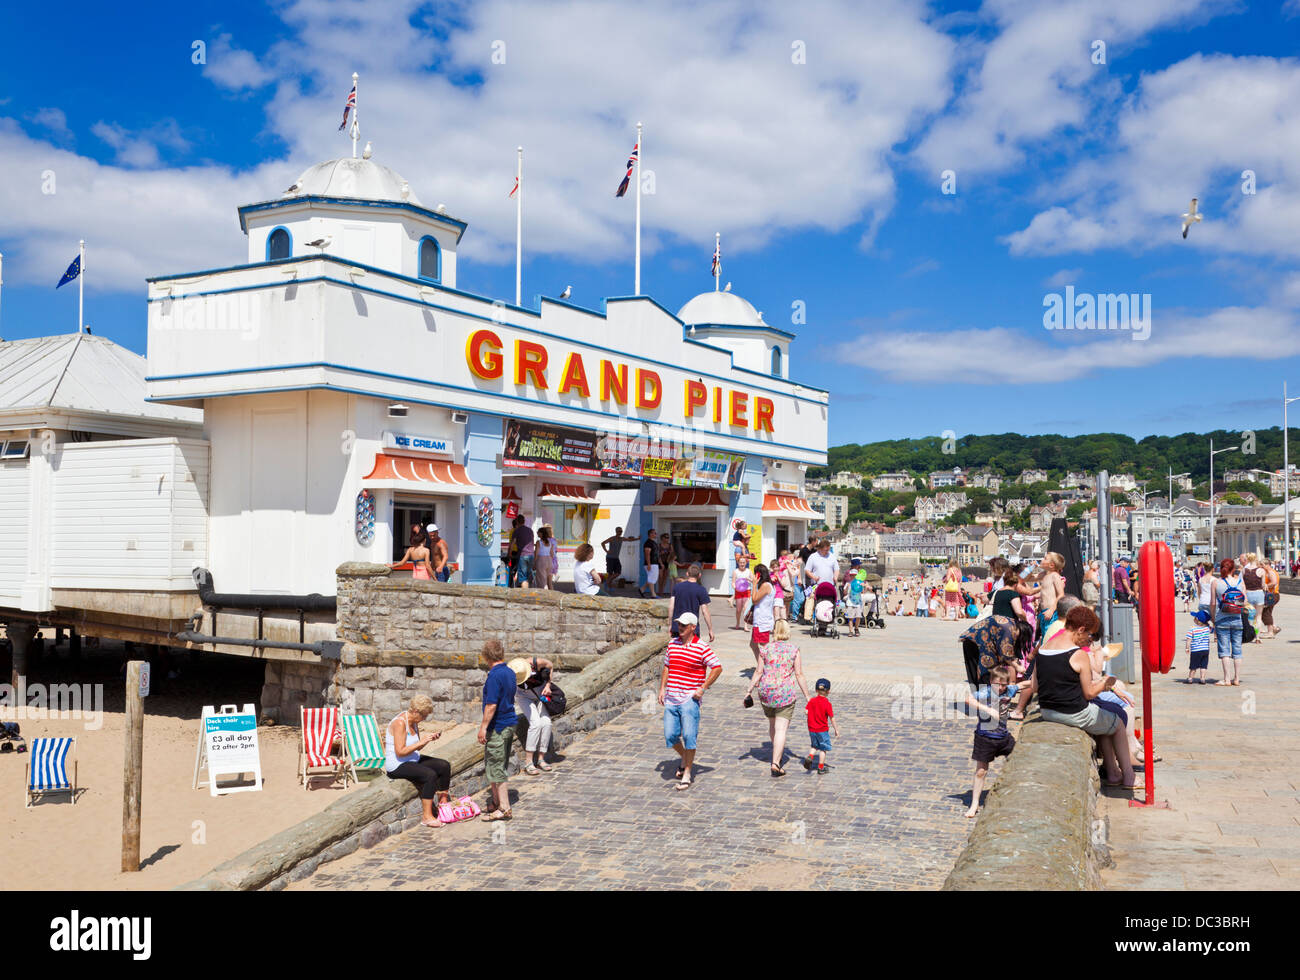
[503,420,601,476]
[673,450,746,491]
[594,433,682,481]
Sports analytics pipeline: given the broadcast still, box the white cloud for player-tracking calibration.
[832,302,1300,384]
[1004,53,1300,259]
[913,0,1228,178]
[201,34,275,91]
[0,0,959,291]
[29,108,73,145]
[90,120,191,169]
[1043,266,1083,288]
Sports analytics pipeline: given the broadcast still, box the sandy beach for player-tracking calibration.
[0,637,460,890]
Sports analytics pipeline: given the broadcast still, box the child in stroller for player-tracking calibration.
[810,581,840,639]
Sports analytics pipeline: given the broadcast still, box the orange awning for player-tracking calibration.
[763,492,822,520]
[650,488,729,508]
[501,484,522,501]
[539,483,599,504]
[363,453,487,495]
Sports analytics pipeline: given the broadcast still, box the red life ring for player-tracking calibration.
[1138,541,1176,673]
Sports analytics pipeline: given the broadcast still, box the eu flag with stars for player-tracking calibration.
[56,255,81,288]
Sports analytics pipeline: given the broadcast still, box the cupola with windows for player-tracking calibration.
[236,155,465,287]
[677,287,793,379]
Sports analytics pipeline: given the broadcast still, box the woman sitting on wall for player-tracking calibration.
[384,694,451,827]
[1031,605,1135,788]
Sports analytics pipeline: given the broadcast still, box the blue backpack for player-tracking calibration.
[1218,576,1245,615]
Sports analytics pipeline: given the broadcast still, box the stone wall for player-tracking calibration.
[943,713,1108,890]
[332,562,668,724]
[179,632,668,891]
[260,659,339,723]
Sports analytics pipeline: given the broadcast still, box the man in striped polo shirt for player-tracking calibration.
[657,612,722,791]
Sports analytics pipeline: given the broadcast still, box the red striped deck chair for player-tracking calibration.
[299,707,349,789]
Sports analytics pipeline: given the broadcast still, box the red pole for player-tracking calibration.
[1141,660,1154,805]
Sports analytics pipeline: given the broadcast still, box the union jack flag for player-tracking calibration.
[338,84,356,131]
[615,141,638,198]
[711,239,720,278]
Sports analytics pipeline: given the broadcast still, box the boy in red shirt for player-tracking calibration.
[802,678,839,773]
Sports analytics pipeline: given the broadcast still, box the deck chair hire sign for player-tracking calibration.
[193,704,263,797]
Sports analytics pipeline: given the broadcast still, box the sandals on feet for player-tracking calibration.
[771,765,786,778]
[483,809,512,821]
[524,764,541,776]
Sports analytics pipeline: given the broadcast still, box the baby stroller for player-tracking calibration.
[862,591,886,630]
[810,581,840,639]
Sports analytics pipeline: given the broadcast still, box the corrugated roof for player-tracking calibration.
[0,334,201,423]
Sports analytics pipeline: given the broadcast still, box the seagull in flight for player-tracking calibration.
[560,286,572,300]
[1181,198,1202,239]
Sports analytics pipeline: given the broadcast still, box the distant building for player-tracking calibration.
[1017,468,1049,485]
[1062,470,1090,489]
[871,472,912,491]
[808,492,849,530]
[928,467,966,489]
[1108,473,1137,492]
[967,470,1002,492]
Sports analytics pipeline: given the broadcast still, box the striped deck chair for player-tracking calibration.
[25,737,76,807]
[299,707,349,790]
[341,713,385,781]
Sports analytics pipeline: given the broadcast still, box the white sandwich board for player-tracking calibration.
[193,703,263,796]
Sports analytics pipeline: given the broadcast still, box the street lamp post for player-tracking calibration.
[1209,439,1239,568]
[1284,383,1300,576]
[1169,469,1189,556]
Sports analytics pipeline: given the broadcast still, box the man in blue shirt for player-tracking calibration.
[479,639,518,820]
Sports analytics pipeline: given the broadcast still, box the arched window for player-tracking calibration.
[419,236,441,282]
[267,227,291,261]
[771,345,783,377]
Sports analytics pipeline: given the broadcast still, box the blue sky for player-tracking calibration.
[2,0,1299,446]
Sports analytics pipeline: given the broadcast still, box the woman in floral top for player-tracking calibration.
[745,619,812,777]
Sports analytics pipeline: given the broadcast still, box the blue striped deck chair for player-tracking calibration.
[26,737,76,807]
[341,713,385,780]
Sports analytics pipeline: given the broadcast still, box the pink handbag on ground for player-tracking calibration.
[437,795,482,823]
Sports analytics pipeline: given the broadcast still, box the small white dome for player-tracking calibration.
[284,157,421,206]
[676,290,766,328]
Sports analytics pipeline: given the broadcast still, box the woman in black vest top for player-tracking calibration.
[1031,605,1136,788]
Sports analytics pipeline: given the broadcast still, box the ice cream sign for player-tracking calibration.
[383,430,452,457]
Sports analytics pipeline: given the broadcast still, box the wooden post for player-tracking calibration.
[122,660,145,872]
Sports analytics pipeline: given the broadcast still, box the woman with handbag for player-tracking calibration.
[384,694,451,828]
[743,619,811,777]
[512,656,558,775]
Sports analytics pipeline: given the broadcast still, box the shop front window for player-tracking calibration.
[668,520,718,567]
[540,502,594,545]
[393,501,439,561]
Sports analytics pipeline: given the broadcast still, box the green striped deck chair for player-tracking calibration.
[342,713,385,780]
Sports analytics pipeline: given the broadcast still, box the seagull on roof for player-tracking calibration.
[362,141,373,159]
[284,182,300,195]
[723,281,732,292]
[560,286,572,300]
[1181,198,1202,239]
[304,236,332,249]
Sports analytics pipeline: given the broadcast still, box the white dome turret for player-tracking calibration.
[283,157,420,205]
[677,287,789,379]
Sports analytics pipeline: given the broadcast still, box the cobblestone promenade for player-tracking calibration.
[295,613,994,890]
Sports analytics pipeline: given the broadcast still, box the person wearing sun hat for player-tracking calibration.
[658,611,722,791]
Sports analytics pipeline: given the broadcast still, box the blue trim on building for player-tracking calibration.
[144,365,827,461]
[417,235,441,283]
[147,274,830,404]
[265,226,292,262]
[686,321,797,341]
[461,412,503,585]
[237,195,468,240]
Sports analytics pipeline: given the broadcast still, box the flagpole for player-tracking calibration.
[715,232,720,292]
[78,240,85,334]
[0,252,5,338]
[351,72,359,159]
[516,146,523,307]
[634,121,642,295]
